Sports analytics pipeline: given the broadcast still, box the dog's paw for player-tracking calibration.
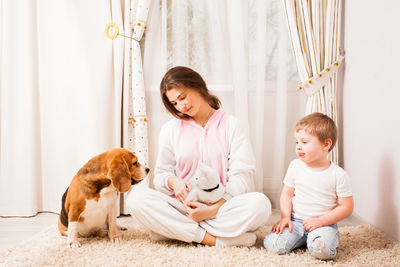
[118,225,127,231]
[68,240,81,248]
[110,235,121,244]
[97,228,109,237]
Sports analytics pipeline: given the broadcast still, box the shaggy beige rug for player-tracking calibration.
[1,222,399,267]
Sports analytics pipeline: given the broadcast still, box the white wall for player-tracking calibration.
[343,1,400,242]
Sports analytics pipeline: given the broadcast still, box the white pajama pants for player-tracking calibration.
[125,185,271,243]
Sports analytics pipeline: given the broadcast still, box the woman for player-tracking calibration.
[126,66,271,246]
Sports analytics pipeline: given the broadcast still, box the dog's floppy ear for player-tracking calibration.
[108,154,131,192]
[77,159,112,195]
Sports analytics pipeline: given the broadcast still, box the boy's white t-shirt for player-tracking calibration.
[283,159,353,220]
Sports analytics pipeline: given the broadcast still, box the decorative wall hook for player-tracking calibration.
[105,22,119,39]
[105,22,143,41]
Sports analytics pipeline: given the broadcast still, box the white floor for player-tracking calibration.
[0,210,364,253]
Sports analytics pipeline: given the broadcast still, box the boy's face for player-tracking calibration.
[294,129,330,166]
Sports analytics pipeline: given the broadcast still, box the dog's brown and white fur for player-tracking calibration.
[58,148,149,248]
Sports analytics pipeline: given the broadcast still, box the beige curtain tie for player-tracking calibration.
[297,56,344,96]
[131,20,147,41]
[129,115,149,124]
[131,1,150,42]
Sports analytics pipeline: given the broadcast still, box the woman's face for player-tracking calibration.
[165,87,204,117]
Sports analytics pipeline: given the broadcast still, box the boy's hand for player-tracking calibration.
[302,217,323,232]
[272,217,293,234]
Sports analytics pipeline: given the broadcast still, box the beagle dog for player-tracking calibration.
[58,148,149,248]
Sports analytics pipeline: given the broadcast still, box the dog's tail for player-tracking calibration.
[58,187,69,236]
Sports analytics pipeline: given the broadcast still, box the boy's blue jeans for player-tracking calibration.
[263,216,339,260]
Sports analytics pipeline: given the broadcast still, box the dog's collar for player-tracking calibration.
[202,184,219,192]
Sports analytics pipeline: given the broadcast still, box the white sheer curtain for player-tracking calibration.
[0,0,124,216]
[282,0,343,163]
[142,0,307,208]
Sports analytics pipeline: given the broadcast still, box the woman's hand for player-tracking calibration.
[168,177,191,203]
[185,201,216,222]
[272,217,293,234]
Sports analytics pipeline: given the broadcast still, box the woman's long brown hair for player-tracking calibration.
[160,66,221,119]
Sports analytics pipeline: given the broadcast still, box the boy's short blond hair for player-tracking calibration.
[295,112,337,151]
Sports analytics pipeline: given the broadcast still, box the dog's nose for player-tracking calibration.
[145,167,150,174]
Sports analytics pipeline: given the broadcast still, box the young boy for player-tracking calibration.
[264,112,353,260]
